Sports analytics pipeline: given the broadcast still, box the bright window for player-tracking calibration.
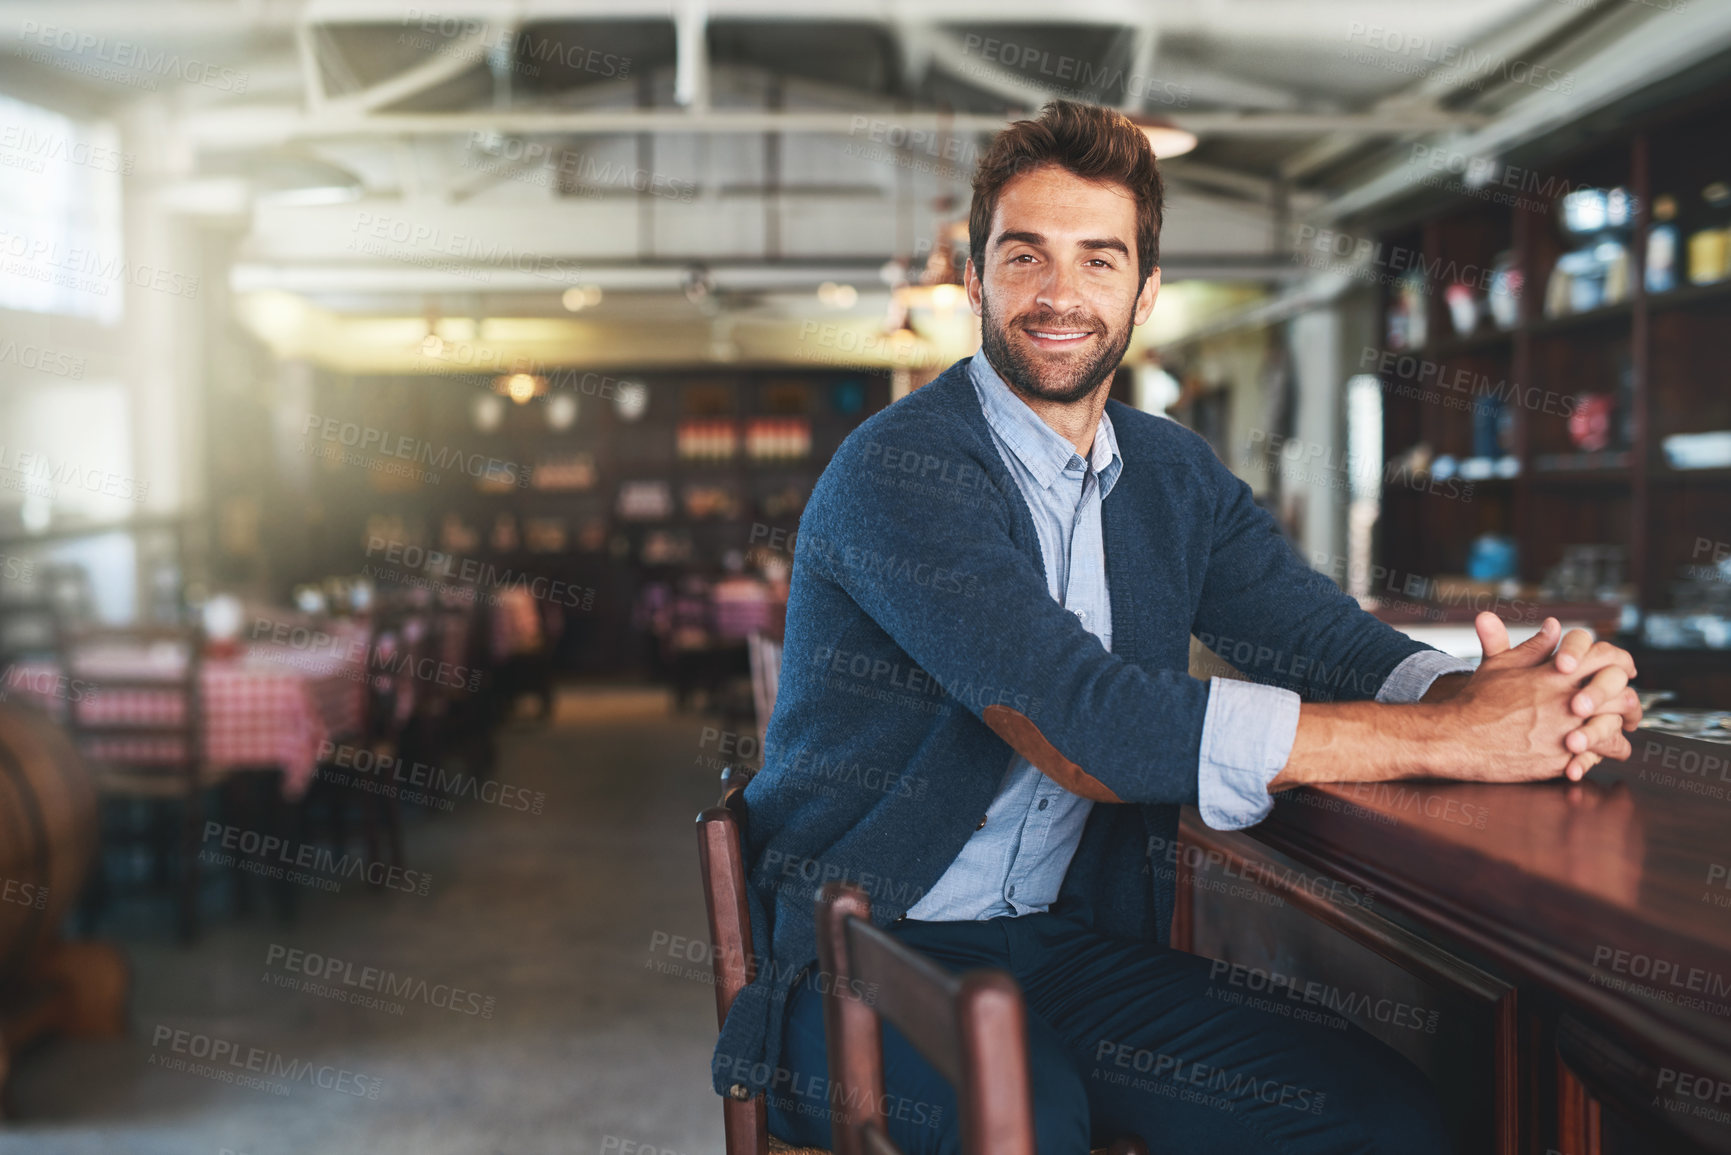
[0,92,125,323]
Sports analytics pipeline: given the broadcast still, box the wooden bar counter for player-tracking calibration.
[1176,728,1731,1155]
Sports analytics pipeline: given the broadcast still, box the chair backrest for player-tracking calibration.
[0,597,63,671]
[746,633,782,754]
[696,764,769,1155]
[365,611,429,743]
[61,624,204,776]
[815,882,1036,1155]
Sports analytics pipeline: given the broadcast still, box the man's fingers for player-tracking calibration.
[1564,638,1638,683]
[1475,612,1512,661]
[1565,752,1602,782]
[1483,615,1556,669]
[1572,667,1629,718]
[1615,687,1644,732]
[1552,627,1594,673]
[1584,686,1643,732]
[1565,713,1632,760]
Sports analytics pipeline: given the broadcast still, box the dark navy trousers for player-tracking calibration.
[765,908,1453,1154]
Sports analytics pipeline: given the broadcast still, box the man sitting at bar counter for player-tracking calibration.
[713,100,1644,1154]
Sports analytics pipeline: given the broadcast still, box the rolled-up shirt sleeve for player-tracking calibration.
[1196,676,1301,830]
[1196,651,1476,829]
[1375,649,1477,704]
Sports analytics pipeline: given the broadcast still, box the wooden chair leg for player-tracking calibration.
[329,784,348,856]
[177,792,201,944]
[223,777,254,918]
[361,787,383,884]
[78,811,110,936]
[382,793,403,868]
[151,800,176,889]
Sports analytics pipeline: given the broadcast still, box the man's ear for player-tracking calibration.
[1133,266,1161,326]
[965,258,984,318]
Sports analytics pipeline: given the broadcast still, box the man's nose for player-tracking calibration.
[1035,262,1085,316]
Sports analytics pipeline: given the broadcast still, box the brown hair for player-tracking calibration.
[968,99,1165,286]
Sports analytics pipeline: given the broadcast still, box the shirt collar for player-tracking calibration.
[968,351,1122,497]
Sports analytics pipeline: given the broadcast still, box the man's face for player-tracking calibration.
[967,163,1159,404]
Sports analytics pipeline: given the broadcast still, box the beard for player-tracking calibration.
[979,287,1137,405]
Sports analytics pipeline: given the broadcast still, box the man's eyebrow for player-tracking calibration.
[993,230,1130,257]
[1080,238,1131,256]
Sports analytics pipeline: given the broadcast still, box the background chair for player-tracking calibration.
[746,632,782,756]
[66,624,206,943]
[302,611,411,882]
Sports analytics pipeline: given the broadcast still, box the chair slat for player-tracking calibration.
[698,807,758,1020]
[845,919,965,1085]
[60,622,206,943]
[697,791,771,1155]
[859,1125,901,1155]
[955,973,1036,1155]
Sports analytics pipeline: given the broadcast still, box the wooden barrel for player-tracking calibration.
[0,699,98,991]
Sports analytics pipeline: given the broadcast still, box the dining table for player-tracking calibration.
[1,621,370,799]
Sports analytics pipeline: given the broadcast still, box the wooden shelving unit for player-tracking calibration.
[283,367,890,673]
[1370,83,1731,700]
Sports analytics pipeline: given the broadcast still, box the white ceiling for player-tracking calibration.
[2,0,1726,366]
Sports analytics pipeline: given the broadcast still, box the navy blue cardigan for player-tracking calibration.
[711,358,1432,1098]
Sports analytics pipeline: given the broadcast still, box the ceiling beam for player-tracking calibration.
[1316,0,1731,221]
[1118,22,1159,114]
[327,20,501,113]
[0,0,1514,38]
[291,0,1522,39]
[673,0,709,109]
[183,105,1486,149]
[231,252,1300,297]
[1279,0,1605,183]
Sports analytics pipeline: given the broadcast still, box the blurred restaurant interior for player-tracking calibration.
[1,1,1730,1153]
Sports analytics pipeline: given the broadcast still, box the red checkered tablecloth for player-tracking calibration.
[2,643,366,799]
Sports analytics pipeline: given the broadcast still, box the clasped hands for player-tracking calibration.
[1441,613,1644,783]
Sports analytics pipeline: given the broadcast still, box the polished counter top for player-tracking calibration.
[1243,729,1731,1139]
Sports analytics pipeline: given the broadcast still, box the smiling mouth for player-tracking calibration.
[1024,328,1097,347]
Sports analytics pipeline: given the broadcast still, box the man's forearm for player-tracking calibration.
[1265,617,1642,797]
[1269,701,1457,791]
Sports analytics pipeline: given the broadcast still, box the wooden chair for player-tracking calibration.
[816,883,1148,1155]
[698,766,1148,1155]
[357,612,415,869]
[698,765,801,1154]
[304,613,409,878]
[0,597,64,674]
[65,624,206,943]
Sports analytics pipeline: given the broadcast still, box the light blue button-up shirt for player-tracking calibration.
[906,352,1472,922]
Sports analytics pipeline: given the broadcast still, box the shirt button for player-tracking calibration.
[977,815,988,830]
[1007,885,1017,899]
[1038,798,1049,811]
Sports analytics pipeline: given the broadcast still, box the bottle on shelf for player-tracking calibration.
[1646,194,1680,294]
[1386,266,1427,349]
[1687,181,1730,286]
[1488,251,1522,329]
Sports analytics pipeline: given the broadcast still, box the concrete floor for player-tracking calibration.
[6,689,730,1155]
